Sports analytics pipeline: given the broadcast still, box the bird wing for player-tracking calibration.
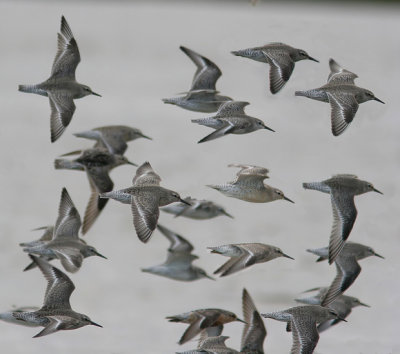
[48,91,76,142]
[216,249,255,277]
[51,16,80,79]
[51,247,84,273]
[263,50,295,94]
[132,162,161,186]
[179,313,219,344]
[33,316,66,338]
[241,289,266,352]
[54,188,81,240]
[197,122,235,143]
[131,193,159,243]
[97,134,128,155]
[214,101,250,118]
[157,224,194,253]
[321,257,361,306]
[81,166,113,235]
[180,46,222,92]
[326,92,359,136]
[328,192,357,264]
[327,59,358,85]
[228,164,269,185]
[30,256,74,311]
[291,315,319,354]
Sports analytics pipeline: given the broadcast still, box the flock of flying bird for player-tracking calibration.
[0,13,386,354]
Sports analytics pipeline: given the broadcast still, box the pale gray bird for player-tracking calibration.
[208,164,294,203]
[208,243,293,277]
[18,16,101,142]
[261,305,345,354]
[167,308,245,345]
[100,162,190,243]
[162,197,233,220]
[163,46,232,113]
[307,242,383,306]
[295,287,370,332]
[192,101,274,143]
[295,59,384,136]
[55,148,136,234]
[241,289,266,354]
[22,188,106,273]
[232,42,318,94]
[8,255,102,337]
[303,174,382,264]
[176,336,239,353]
[74,125,152,155]
[141,224,214,281]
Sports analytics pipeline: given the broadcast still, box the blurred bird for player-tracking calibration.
[295,287,370,332]
[232,42,318,94]
[74,125,151,155]
[162,197,233,220]
[55,148,136,234]
[176,335,239,353]
[141,224,214,281]
[18,16,101,142]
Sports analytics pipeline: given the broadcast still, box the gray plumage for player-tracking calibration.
[192,101,274,143]
[162,197,233,220]
[8,255,102,337]
[163,46,232,112]
[295,58,384,136]
[295,287,370,332]
[74,125,152,155]
[100,161,189,243]
[176,336,239,354]
[22,188,107,273]
[241,289,266,353]
[55,148,136,234]
[209,243,293,277]
[232,42,318,94]
[208,164,294,204]
[303,174,382,264]
[307,242,383,306]
[18,16,101,142]
[261,305,345,354]
[141,224,214,281]
[0,307,40,327]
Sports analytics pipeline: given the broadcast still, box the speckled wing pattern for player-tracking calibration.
[263,50,295,94]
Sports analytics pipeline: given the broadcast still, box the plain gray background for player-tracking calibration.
[0,1,398,353]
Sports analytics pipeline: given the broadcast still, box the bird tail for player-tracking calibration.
[162,98,179,105]
[18,84,47,96]
[165,315,185,322]
[295,90,308,97]
[302,182,330,193]
[54,159,84,171]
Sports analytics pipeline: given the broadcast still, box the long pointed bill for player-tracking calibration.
[337,317,347,322]
[180,198,191,206]
[205,274,216,281]
[282,253,295,260]
[90,321,103,327]
[373,252,384,259]
[236,318,247,324]
[140,134,152,140]
[127,160,138,166]
[374,97,385,104]
[95,251,108,259]
[284,196,295,203]
[91,91,102,97]
[359,302,371,308]
[373,187,383,195]
[222,210,234,219]
[308,56,319,63]
[264,125,275,132]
